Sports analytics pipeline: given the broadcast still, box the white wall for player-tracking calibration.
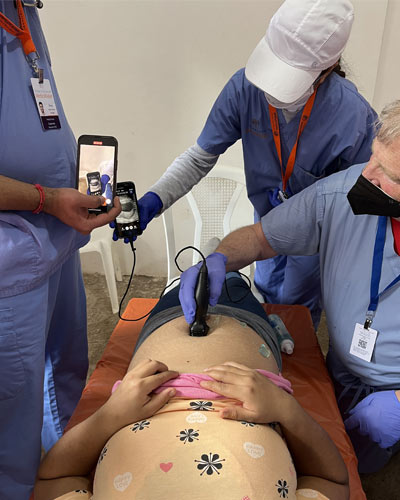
[40,0,399,277]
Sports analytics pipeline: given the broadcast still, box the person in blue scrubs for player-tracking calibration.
[129,0,376,328]
[0,2,120,498]
[178,99,400,474]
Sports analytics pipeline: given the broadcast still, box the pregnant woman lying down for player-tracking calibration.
[35,274,349,500]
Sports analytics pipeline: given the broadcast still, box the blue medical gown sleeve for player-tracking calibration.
[197,71,242,155]
[261,181,323,257]
[319,101,377,176]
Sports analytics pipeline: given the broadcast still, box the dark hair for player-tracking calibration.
[332,60,346,78]
[320,58,346,79]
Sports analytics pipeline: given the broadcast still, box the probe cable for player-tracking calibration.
[118,243,252,322]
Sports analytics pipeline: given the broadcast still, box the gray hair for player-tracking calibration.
[376,100,400,145]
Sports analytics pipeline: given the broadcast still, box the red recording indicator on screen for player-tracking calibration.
[93,141,103,145]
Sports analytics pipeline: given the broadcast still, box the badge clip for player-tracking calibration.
[364,311,375,330]
[278,189,289,203]
[14,0,43,8]
[26,52,41,78]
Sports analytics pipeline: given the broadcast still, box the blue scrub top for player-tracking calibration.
[0,1,87,298]
[197,68,377,218]
[262,164,400,388]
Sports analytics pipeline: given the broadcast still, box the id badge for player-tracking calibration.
[31,78,61,130]
[349,323,378,362]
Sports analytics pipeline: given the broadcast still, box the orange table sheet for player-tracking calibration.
[66,299,365,500]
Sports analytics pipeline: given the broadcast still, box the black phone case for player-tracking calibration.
[115,181,142,238]
[76,135,118,214]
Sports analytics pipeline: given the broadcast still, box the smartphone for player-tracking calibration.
[76,135,118,214]
[86,171,102,196]
[115,181,142,238]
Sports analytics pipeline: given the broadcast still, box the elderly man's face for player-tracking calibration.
[363,137,400,202]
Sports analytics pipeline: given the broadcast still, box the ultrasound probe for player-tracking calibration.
[189,260,210,337]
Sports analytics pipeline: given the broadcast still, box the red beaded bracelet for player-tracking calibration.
[32,183,45,214]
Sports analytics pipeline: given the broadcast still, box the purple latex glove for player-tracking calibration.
[179,252,227,324]
[100,174,110,194]
[137,191,163,231]
[344,390,400,448]
[111,191,163,242]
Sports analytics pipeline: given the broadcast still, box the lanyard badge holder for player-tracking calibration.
[268,85,320,204]
[277,189,289,203]
[1,0,40,77]
[0,0,60,130]
[350,216,400,362]
[14,1,44,8]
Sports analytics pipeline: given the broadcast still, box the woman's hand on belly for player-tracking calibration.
[37,359,179,486]
[101,359,179,432]
[202,362,350,500]
[201,361,291,424]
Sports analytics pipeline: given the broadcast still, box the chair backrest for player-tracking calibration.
[162,164,255,286]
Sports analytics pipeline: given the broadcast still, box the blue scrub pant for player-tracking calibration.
[254,254,322,329]
[148,272,269,322]
[0,252,88,500]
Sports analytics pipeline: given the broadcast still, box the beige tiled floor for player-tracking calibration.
[84,273,400,499]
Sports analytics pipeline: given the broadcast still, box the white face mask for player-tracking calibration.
[264,85,315,113]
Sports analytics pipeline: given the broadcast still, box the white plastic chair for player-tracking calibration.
[79,227,122,314]
[162,164,264,302]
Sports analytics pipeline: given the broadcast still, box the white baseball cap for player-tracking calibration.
[245,0,354,103]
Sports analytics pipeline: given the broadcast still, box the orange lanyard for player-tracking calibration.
[268,86,319,193]
[0,0,39,75]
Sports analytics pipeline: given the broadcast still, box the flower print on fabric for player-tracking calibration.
[177,428,200,444]
[276,479,289,498]
[131,420,151,433]
[240,421,257,428]
[195,452,226,476]
[97,446,107,464]
[189,401,214,411]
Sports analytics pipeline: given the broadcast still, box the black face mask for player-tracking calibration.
[347,174,400,218]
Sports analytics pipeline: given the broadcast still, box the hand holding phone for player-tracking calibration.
[76,135,118,214]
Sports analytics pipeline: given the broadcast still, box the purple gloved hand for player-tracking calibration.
[111,191,163,242]
[344,390,400,448]
[179,252,228,324]
[137,191,163,231]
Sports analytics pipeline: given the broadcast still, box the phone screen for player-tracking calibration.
[116,182,142,238]
[77,136,117,212]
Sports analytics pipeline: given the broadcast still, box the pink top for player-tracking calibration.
[112,369,293,398]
